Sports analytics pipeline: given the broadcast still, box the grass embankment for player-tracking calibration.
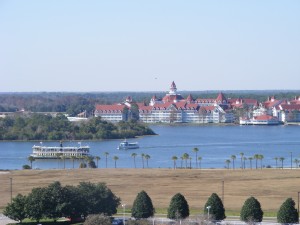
[1,168,299,216]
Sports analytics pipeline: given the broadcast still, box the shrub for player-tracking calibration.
[83,214,111,225]
[88,160,97,168]
[167,193,189,219]
[277,198,298,224]
[240,196,263,222]
[3,194,27,222]
[204,193,226,220]
[131,190,155,219]
[22,164,31,169]
[79,162,87,168]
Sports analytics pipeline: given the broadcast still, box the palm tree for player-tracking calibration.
[70,155,76,169]
[193,147,199,168]
[231,155,236,169]
[27,156,35,169]
[113,156,119,168]
[104,152,109,168]
[243,157,247,169]
[279,157,285,169]
[180,156,184,168]
[189,157,192,169]
[172,156,178,169]
[131,153,137,168]
[83,156,90,168]
[84,155,93,164]
[198,156,202,169]
[145,154,150,168]
[259,154,264,169]
[240,152,244,169]
[182,153,189,169]
[56,153,63,168]
[61,155,66,169]
[95,156,101,168]
[274,157,278,169]
[141,153,145,169]
[254,154,259,169]
[225,159,231,169]
[294,159,299,168]
[248,157,253,169]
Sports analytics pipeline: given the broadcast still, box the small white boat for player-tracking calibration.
[117,139,139,150]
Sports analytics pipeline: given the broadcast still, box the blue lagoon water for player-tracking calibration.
[0,125,300,170]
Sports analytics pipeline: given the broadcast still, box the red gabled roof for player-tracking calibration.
[95,104,126,111]
[228,98,259,108]
[186,94,194,102]
[136,103,147,108]
[162,94,184,102]
[216,92,227,103]
[289,96,300,105]
[280,104,300,111]
[263,99,283,109]
[186,103,199,109]
[196,98,215,103]
[139,105,153,113]
[174,101,187,108]
[152,102,173,109]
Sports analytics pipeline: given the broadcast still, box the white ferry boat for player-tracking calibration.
[117,139,139,150]
[30,142,91,159]
[240,115,280,125]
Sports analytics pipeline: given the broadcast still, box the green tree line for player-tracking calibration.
[4,184,299,224]
[4,181,120,223]
[0,114,155,140]
[1,91,299,115]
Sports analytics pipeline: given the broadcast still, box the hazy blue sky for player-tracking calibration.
[1,1,299,92]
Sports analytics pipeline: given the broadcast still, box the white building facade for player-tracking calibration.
[95,82,235,124]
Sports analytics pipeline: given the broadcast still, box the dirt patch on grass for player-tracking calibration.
[0,168,299,213]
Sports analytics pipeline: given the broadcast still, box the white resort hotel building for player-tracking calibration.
[94,82,235,124]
